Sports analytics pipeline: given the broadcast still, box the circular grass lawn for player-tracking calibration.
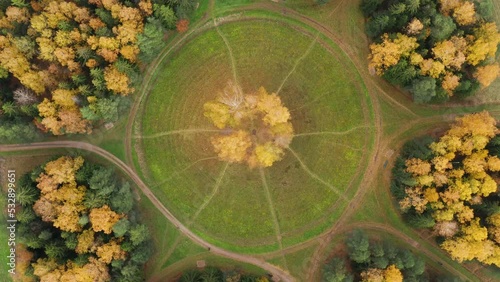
[136,18,374,253]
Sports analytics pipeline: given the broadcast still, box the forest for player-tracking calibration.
[361,0,500,103]
[391,111,500,266]
[0,0,197,141]
[321,230,458,282]
[176,266,272,282]
[13,155,152,281]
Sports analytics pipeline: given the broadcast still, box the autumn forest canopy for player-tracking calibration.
[392,111,500,266]
[362,0,500,103]
[0,0,197,140]
[14,155,151,281]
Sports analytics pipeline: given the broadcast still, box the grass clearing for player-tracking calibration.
[136,18,373,253]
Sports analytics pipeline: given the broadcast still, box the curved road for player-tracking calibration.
[0,141,294,282]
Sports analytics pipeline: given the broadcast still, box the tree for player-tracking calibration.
[466,22,500,66]
[153,4,177,29]
[474,64,500,88]
[346,230,370,263]
[112,218,130,237]
[430,13,456,42]
[13,86,38,105]
[89,205,122,234]
[384,265,403,282]
[128,223,150,247]
[368,33,419,75]
[211,130,252,163]
[322,258,353,282]
[411,77,436,103]
[360,268,384,282]
[176,19,189,33]
[452,1,476,26]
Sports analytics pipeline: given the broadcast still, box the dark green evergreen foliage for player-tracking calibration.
[200,266,223,282]
[476,0,494,21]
[80,96,123,122]
[430,13,456,42]
[75,161,97,183]
[179,269,202,282]
[346,229,370,263]
[174,0,197,19]
[365,13,392,38]
[129,223,150,246]
[411,77,437,104]
[153,4,178,29]
[453,79,480,99]
[404,212,436,228]
[382,59,418,86]
[392,136,434,203]
[138,18,166,63]
[16,206,37,223]
[111,182,134,213]
[129,242,153,264]
[322,257,354,282]
[323,230,436,282]
[88,167,117,196]
[400,136,434,160]
[360,0,385,16]
[17,156,152,281]
[95,8,117,27]
[486,135,500,157]
[0,119,40,143]
[113,218,131,237]
[83,190,108,209]
[16,180,39,206]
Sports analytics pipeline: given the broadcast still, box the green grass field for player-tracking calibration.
[136,18,373,253]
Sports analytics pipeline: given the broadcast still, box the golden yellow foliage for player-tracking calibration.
[211,130,252,163]
[95,239,126,263]
[409,52,423,65]
[384,265,403,282]
[253,142,284,168]
[462,218,488,242]
[257,90,291,126]
[89,205,122,234]
[441,72,460,94]
[405,158,431,176]
[438,0,461,15]
[120,45,139,62]
[453,1,476,26]
[474,64,500,88]
[424,188,440,202]
[400,186,428,213]
[369,33,419,75]
[467,22,500,66]
[104,66,132,95]
[76,229,95,254]
[419,59,445,78]
[203,101,232,129]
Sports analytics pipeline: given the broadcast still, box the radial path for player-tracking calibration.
[259,167,289,272]
[276,32,320,95]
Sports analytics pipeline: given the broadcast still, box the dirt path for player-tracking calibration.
[0,141,295,282]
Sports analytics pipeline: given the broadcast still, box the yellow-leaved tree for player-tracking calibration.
[204,83,294,168]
